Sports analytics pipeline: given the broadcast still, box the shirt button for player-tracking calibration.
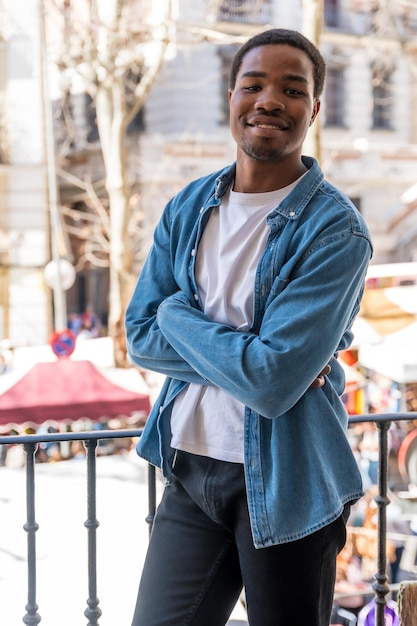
[193,293,199,301]
[289,211,295,217]
[191,249,196,256]
[200,207,204,213]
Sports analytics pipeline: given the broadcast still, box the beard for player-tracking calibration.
[239,136,288,162]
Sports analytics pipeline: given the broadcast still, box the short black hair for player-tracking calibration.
[229,28,326,100]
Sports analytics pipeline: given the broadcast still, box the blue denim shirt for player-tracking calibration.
[125,156,373,548]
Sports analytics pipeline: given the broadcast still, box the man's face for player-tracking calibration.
[228,44,320,167]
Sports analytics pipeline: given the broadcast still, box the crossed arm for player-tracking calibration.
[126,209,370,417]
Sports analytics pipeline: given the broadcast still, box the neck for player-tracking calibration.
[233,155,307,193]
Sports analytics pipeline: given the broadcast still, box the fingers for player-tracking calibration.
[321,364,331,377]
[310,363,331,388]
[311,375,325,388]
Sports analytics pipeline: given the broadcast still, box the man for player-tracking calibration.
[125,28,372,626]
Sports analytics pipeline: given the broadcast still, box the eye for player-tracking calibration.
[285,88,303,96]
[243,85,261,92]
[285,87,308,97]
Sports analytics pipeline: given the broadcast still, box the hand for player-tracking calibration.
[310,364,331,388]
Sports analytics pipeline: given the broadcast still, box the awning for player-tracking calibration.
[358,286,417,337]
[352,284,417,383]
[359,322,417,384]
[0,358,151,425]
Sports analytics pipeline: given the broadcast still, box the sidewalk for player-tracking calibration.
[0,453,248,625]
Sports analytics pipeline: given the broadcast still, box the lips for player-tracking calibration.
[253,123,284,130]
[247,118,288,131]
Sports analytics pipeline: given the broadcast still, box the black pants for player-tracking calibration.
[132,451,348,626]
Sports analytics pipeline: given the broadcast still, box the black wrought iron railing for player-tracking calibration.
[0,428,154,626]
[1,412,416,625]
[348,413,416,626]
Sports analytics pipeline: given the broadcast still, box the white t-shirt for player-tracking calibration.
[170,180,300,462]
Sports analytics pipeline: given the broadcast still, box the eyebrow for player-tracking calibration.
[240,70,309,85]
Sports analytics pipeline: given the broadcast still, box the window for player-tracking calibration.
[324,67,345,128]
[0,244,8,340]
[84,93,99,143]
[324,0,340,28]
[217,45,239,126]
[217,0,271,25]
[372,64,393,130]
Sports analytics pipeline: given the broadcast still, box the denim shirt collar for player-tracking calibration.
[214,156,323,222]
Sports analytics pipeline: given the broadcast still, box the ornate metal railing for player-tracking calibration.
[0,428,155,626]
[348,413,416,626]
[1,412,416,625]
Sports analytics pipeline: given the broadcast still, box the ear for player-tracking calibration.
[309,100,321,127]
[228,88,233,103]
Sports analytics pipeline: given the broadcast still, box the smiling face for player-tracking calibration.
[228,43,320,190]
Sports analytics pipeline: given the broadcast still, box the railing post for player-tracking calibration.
[83,439,102,626]
[22,442,41,625]
[373,419,392,626]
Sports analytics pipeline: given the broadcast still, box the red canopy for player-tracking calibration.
[0,359,151,425]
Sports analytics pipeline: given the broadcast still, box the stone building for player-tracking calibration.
[0,0,416,347]
[0,0,52,347]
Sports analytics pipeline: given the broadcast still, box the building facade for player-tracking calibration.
[141,0,417,264]
[0,0,52,349]
[0,0,416,348]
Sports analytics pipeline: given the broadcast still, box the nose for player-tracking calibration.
[254,88,285,112]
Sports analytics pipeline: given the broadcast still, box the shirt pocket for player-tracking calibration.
[263,275,290,309]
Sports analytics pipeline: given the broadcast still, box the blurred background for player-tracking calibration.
[1,0,417,460]
[1,3,417,623]
[0,0,416,360]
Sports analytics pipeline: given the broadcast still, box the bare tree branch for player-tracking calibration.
[56,167,110,229]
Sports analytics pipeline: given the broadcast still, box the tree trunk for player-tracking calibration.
[95,82,133,367]
[91,20,170,367]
